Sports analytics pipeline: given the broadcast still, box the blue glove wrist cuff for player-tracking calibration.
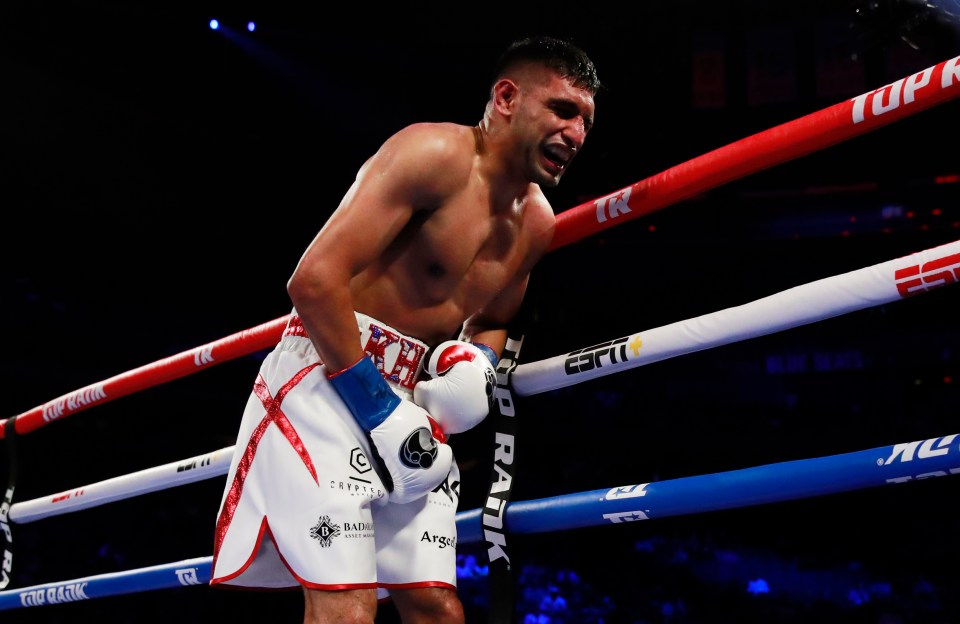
[473,343,499,367]
[328,356,401,432]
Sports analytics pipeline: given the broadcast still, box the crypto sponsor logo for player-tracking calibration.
[894,251,960,298]
[350,447,372,475]
[329,479,385,499]
[564,336,642,376]
[309,515,341,547]
[420,531,457,549]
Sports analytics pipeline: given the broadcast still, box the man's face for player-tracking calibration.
[516,72,596,188]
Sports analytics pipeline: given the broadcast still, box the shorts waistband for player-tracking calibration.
[282,309,429,393]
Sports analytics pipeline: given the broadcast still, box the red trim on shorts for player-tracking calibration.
[211,516,271,586]
[378,581,458,591]
[300,580,381,591]
[282,314,309,338]
[212,363,320,557]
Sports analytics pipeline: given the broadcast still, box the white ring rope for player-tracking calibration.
[5,238,956,529]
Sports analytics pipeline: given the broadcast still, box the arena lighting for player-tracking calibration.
[207,18,257,33]
[746,578,770,595]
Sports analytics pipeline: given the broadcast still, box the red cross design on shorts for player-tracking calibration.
[213,363,320,554]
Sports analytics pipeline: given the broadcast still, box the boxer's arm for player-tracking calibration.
[414,273,530,435]
[288,125,470,503]
[459,189,556,354]
[287,124,466,371]
[459,270,530,357]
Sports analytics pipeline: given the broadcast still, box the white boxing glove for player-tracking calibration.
[328,356,453,504]
[368,400,453,504]
[413,340,497,435]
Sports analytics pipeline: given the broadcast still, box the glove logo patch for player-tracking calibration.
[399,427,439,469]
[484,367,496,407]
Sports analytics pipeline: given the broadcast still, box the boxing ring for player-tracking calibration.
[1,53,959,615]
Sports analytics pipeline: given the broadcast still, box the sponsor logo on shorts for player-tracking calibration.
[329,480,386,500]
[431,474,460,506]
[350,447,372,475]
[310,516,374,544]
[420,531,457,549]
[341,520,375,539]
[309,515,341,547]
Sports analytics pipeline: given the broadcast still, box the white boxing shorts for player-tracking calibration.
[210,310,461,597]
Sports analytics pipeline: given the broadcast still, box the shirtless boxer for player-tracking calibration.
[210,36,600,624]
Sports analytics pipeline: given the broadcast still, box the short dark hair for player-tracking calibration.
[492,35,601,96]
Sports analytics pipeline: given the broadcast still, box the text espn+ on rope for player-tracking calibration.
[564,336,642,376]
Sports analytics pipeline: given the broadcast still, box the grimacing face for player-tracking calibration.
[518,72,595,188]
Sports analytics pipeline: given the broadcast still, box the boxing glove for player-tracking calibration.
[413,340,497,435]
[328,356,453,504]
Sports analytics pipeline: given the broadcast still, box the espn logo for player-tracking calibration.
[564,336,641,375]
[894,251,960,298]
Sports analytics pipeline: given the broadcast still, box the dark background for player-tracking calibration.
[2,1,960,622]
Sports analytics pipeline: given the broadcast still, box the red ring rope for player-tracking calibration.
[3,53,958,441]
